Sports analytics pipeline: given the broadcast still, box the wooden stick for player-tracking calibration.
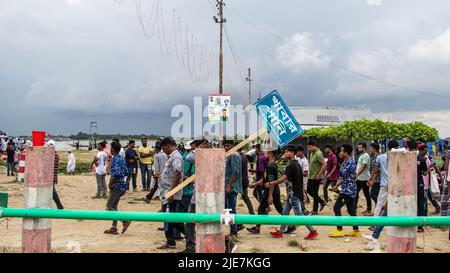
[165,128,267,199]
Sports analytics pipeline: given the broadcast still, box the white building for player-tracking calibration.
[289,106,373,130]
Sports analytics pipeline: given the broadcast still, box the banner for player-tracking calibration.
[208,94,231,123]
[254,90,303,148]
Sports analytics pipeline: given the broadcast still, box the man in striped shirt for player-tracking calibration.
[48,140,64,210]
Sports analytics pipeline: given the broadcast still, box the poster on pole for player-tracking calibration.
[208,94,231,123]
[254,90,303,148]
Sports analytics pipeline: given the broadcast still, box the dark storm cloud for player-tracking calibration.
[1,0,449,136]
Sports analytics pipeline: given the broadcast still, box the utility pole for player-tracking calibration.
[245,67,252,105]
[214,0,226,144]
[214,0,226,94]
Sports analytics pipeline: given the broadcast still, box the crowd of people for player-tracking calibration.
[0,137,30,177]
[82,136,450,252]
[1,135,449,252]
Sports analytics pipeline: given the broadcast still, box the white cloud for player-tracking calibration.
[374,110,450,138]
[275,32,330,74]
[407,29,450,63]
[67,0,81,7]
[366,0,382,6]
[328,28,450,101]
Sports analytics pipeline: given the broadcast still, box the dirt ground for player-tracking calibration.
[0,173,448,253]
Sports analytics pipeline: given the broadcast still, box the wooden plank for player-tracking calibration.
[164,128,267,199]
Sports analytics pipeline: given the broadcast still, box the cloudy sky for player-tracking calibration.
[1,0,450,137]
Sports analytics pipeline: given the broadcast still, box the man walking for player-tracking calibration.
[367,143,381,207]
[223,140,242,238]
[178,139,206,253]
[355,143,372,215]
[323,145,339,203]
[157,137,185,249]
[247,150,284,235]
[422,146,441,214]
[249,144,266,203]
[413,142,428,233]
[104,141,131,235]
[47,140,64,210]
[268,145,318,240]
[145,142,167,203]
[307,141,326,215]
[295,145,310,214]
[239,147,255,215]
[372,141,398,218]
[329,144,360,237]
[66,151,76,175]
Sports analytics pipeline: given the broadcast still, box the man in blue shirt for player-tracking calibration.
[329,144,360,238]
[104,141,130,235]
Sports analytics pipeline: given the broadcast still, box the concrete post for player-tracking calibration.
[387,151,417,253]
[195,148,225,253]
[22,146,54,253]
[18,151,26,182]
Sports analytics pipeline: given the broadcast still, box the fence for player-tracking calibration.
[1,208,450,227]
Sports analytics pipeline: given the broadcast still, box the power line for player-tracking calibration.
[224,24,246,82]
[226,6,450,100]
[206,0,217,12]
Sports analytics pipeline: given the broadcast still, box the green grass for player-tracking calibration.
[58,150,96,175]
[250,247,263,253]
[288,239,299,247]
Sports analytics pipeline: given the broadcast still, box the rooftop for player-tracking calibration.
[289,106,373,130]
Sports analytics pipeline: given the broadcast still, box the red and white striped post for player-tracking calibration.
[18,151,26,182]
[22,146,54,253]
[387,151,417,253]
[1,152,6,162]
[195,148,225,253]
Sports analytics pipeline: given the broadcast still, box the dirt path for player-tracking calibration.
[0,175,448,253]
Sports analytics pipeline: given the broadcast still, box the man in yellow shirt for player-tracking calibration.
[138,137,155,191]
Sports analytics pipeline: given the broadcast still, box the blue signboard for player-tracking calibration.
[254,90,303,148]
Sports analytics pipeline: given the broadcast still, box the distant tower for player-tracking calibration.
[89,120,98,151]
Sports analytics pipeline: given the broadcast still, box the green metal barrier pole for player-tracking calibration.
[234,214,450,226]
[0,208,221,224]
[1,208,450,226]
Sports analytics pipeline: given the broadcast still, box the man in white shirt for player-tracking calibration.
[1,139,7,152]
[144,142,168,204]
[112,139,126,159]
[92,142,108,198]
[355,143,372,215]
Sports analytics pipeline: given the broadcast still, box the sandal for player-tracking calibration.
[104,227,119,235]
[122,221,131,234]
